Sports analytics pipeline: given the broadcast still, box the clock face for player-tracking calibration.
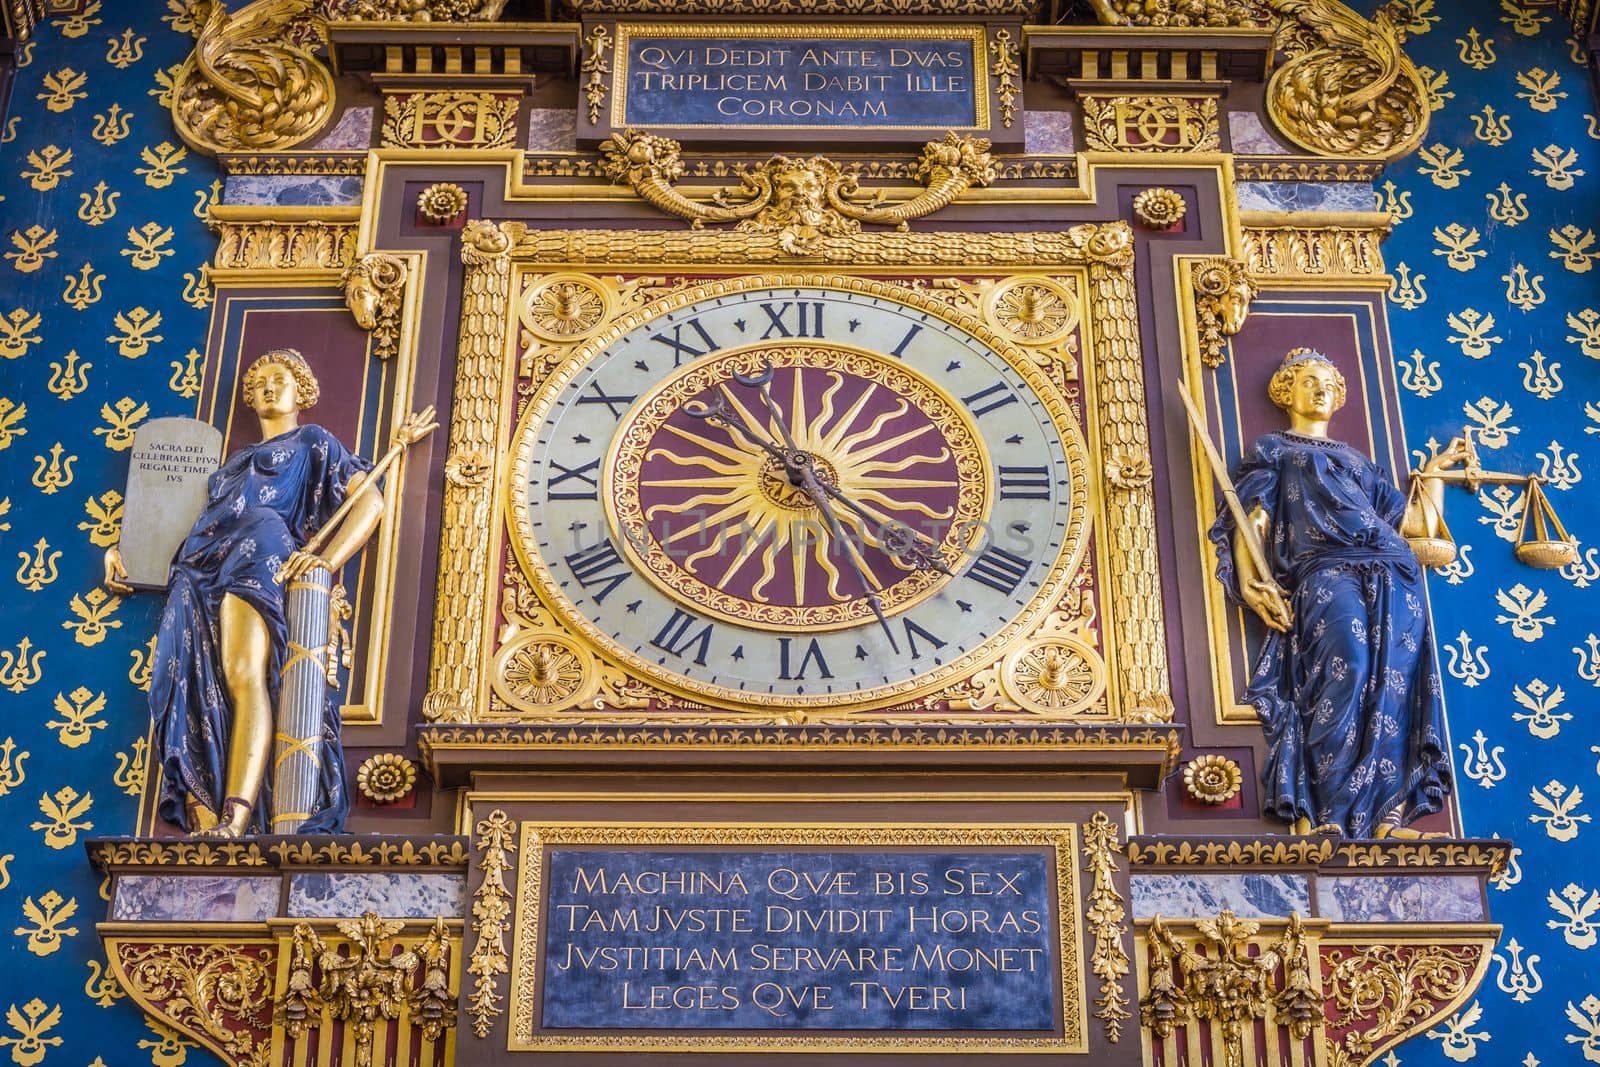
[507,276,1090,710]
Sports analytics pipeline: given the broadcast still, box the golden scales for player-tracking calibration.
[1405,430,1578,570]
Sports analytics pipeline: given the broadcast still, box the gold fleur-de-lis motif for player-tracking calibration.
[1433,222,1488,271]
[1561,546,1600,588]
[162,0,198,33]
[1447,308,1502,358]
[1486,182,1529,226]
[1516,67,1567,113]
[1512,677,1570,738]
[1575,634,1600,686]
[36,68,88,112]
[1459,729,1506,788]
[1427,1004,1484,1062]
[1567,309,1600,357]
[0,739,26,795]
[0,998,64,1063]
[168,347,204,398]
[1417,142,1470,187]
[1377,179,1413,221]
[1492,840,1522,891]
[1548,885,1600,950]
[139,1018,199,1064]
[46,688,106,749]
[78,491,122,547]
[15,539,61,593]
[104,29,145,69]
[14,890,79,957]
[1520,350,1564,399]
[1531,143,1584,189]
[0,309,42,360]
[1550,225,1600,273]
[112,736,147,796]
[0,118,15,145]
[63,587,121,646]
[127,634,155,692]
[1444,630,1491,686]
[5,226,59,273]
[1470,105,1513,146]
[1387,262,1427,309]
[1456,27,1497,69]
[1497,582,1556,642]
[61,264,104,311]
[121,222,176,270]
[90,104,130,146]
[1503,263,1546,310]
[133,141,187,188]
[18,146,72,191]
[1416,65,1453,112]
[54,0,102,37]
[74,182,119,227]
[1501,1,1550,35]
[0,640,43,695]
[1538,441,1582,489]
[84,959,124,1007]
[1394,0,1439,34]
[1530,779,1588,840]
[31,787,92,849]
[149,61,183,108]
[30,443,76,494]
[1493,941,1545,1010]
[106,307,161,358]
[1479,484,1527,541]
[46,350,90,400]
[1438,542,1476,584]
[181,265,213,308]
[93,397,148,451]
[1398,348,1442,397]
[193,179,222,219]
[0,398,26,449]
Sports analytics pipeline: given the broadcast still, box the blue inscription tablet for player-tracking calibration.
[615,31,985,129]
[540,849,1056,1031]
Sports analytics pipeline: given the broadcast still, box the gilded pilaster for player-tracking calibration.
[424,221,514,723]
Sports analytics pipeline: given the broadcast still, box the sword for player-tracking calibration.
[1175,381,1279,597]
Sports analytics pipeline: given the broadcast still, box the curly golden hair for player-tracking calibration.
[242,347,320,410]
[1267,347,1346,412]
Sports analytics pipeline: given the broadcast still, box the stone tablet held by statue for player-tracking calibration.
[119,417,222,590]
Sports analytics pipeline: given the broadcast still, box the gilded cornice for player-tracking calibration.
[1128,835,1512,872]
[565,0,1037,13]
[87,835,472,871]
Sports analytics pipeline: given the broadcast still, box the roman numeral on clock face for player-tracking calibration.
[650,318,719,366]
[576,381,637,418]
[760,301,826,339]
[547,457,601,500]
[965,545,1032,595]
[563,538,631,604]
[650,608,714,666]
[997,465,1051,500]
[778,637,833,680]
[961,382,1019,417]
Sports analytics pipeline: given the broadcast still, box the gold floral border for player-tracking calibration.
[508,822,1087,1053]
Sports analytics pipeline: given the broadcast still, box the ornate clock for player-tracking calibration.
[504,273,1099,714]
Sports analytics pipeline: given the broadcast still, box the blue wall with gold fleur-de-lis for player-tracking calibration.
[1,0,1598,1064]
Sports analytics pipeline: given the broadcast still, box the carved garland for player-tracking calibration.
[1082,811,1132,1041]
[468,809,516,1037]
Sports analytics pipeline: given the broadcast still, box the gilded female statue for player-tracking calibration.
[1209,348,1466,838]
[107,348,431,837]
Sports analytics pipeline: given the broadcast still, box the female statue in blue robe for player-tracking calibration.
[1209,348,1465,838]
[106,349,413,836]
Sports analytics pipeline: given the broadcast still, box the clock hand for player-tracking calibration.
[734,359,804,454]
[683,393,789,465]
[817,484,953,576]
[795,462,901,655]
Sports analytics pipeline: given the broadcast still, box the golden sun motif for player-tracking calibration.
[606,343,992,630]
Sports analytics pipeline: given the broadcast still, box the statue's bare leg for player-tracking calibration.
[203,592,273,837]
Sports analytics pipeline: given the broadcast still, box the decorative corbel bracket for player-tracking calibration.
[598,129,998,255]
[343,252,410,360]
[171,0,337,156]
[1190,257,1257,368]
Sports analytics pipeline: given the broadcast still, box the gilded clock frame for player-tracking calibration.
[425,221,1174,726]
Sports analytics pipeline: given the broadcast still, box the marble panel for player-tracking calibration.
[527,108,577,152]
[1229,111,1289,154]
[113,874,280,922]
[1236,180,1378,213]
[222,175,364,207]
[308,106,373,150]
[1024,110,1074,155]
[288,872,466,918]
[1130,873,1311,919]
[1317,874,1484,923]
